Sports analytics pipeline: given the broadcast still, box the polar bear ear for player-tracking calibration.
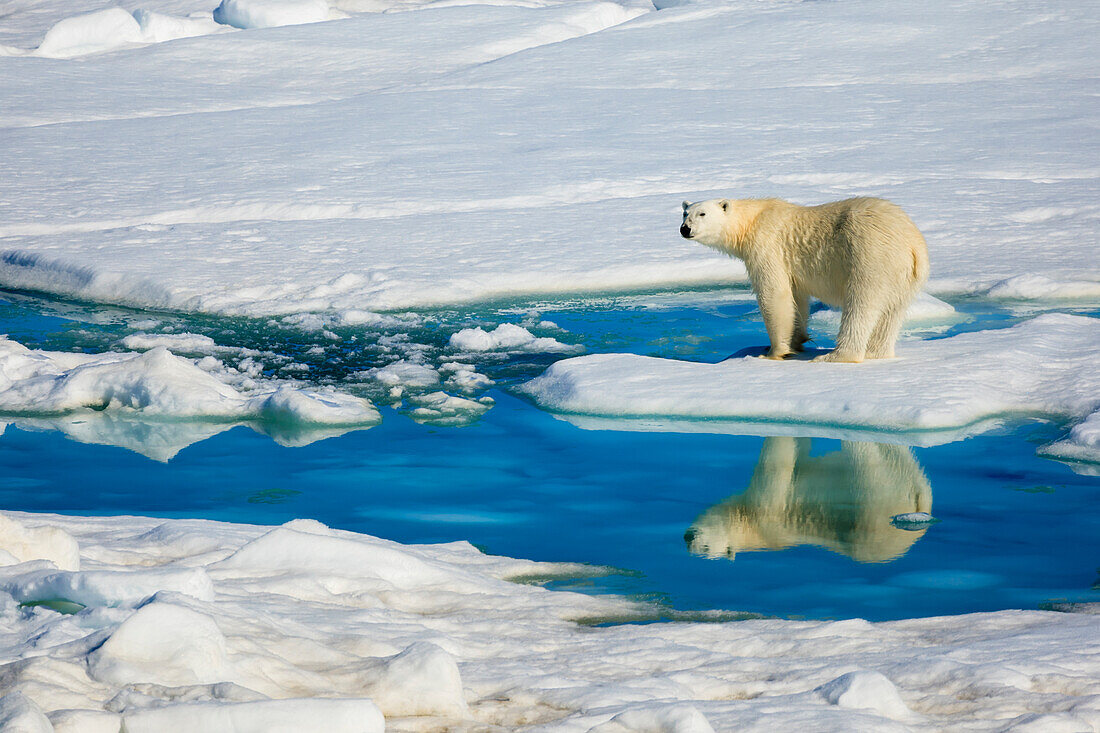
[682,200,691,212]
[720,199,731,212]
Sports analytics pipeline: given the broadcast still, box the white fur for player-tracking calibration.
[681,197,929,362]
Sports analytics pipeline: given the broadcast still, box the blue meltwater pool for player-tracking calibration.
[1,287,1097,621]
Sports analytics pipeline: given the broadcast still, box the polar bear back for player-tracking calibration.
[747,197,929,307]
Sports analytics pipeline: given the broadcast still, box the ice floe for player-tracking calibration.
[119,332,224,355]
[0,336,379,459]
[522,314,1100,452]
[1,0,1095,313]
[448,323,582,355]
[0,510,1097,731]
[1038,409,1100,469]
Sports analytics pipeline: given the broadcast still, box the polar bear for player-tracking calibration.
[683,437,933,563]
[680,197,929,362]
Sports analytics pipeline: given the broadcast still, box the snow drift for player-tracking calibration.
[1,511,1098,731]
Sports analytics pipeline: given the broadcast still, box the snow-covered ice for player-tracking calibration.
[0,335,380,459]
[0,510,1097,732]
[1038,409,1100,467]
[449,323,582,354]
[1,0,1098,727]
[0,0,1097,314]
[213,0,336,30]
[522,314,1100,456]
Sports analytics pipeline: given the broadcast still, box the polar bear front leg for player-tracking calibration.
[752,271,796,360]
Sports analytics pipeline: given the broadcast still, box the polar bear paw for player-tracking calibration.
[813,350,864,364]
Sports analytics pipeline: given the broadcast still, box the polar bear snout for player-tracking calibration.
[680,223,693,238]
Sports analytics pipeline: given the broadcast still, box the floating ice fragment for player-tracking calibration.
[121,332,220,354]
[449,323,582,354]
[440,362,494,392]
[363,360,441,388]
[407,391,492,425]
[890,512,937,530]
[1038,409,1100,467]
[0,337,380,430]
[251,385,378,426]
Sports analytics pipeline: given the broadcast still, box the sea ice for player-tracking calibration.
[815,670,914,721]
[522,314,1100,456]
[0,336,378,425]
[0,515,80,571]
[1038,409,1100,467]
[0,511,1097,731]
[0,336,380,457]
[120,332,221,355]
[121,698,385,733]
[31,6,227,59]
[3,0,1095,313]
[33,8,145,58]
[0,692,52,733]
[362,360,441,388]
[891,512,937,530]
[448,323,583,355]
[407,391,493,425]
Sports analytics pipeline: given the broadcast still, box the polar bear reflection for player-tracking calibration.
[685,437,932,563]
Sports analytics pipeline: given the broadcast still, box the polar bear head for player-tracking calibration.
[680,199,732,249]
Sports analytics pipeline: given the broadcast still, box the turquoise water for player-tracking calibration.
[1,288,1097,621]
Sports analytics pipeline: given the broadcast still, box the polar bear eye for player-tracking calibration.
[698,212,705,217]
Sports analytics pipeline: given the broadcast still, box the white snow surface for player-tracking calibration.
[0,510,1098,732]
[0,336,380,459]
[0,0,1097,315]
[522,314,1100,451]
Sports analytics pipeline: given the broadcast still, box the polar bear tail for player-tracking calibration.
[909,236,929,288]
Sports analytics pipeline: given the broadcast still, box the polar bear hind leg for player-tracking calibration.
[814,290,892,363]
[865,300,908,359]
[792,290,811,352]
